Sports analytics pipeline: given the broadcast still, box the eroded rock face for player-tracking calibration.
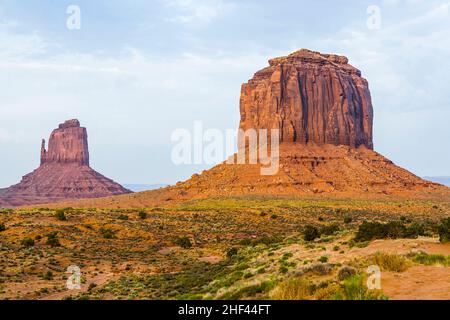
[0,120,131,207]
[41,119,89,165]
[239,49,374,149]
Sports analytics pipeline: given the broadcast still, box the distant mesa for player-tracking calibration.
[0,119,131,207]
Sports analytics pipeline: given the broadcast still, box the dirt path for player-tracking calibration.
[40,272,115,300]
[382,266,450,300]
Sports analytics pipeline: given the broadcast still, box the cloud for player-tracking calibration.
[160,0,235,24]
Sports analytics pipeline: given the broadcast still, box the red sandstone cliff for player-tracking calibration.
[0,120,131,207]
[41,119,89,165]
[239,49,373,149]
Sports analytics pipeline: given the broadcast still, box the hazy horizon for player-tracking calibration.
[1,0,450,188]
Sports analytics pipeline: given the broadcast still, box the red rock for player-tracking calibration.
[0,120,131,207]
[41,119,89,165]
[239,49,374,149]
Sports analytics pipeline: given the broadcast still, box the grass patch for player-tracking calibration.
[410,252,450,266]
[368,252,410,272]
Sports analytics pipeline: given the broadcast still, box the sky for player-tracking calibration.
[0,0,450,187]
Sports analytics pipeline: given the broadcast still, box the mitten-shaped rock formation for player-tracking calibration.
[41,119,89,165]
[0,120,131,207]
[240,49,373,149]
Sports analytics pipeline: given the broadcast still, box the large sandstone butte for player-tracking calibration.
[239,49,373,149]
[0,120,131,207]
[52,49,449,209]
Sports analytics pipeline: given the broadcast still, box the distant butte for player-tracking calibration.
[0,119,131,207]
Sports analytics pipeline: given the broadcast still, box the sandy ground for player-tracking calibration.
[39,272,115,300]
[382,266,450,300]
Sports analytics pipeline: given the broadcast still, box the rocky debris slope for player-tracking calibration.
[0,120,131,207]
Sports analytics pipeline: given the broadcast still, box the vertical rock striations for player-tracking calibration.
[41,119,90,165]
[0,120,131,207]
[239,49,374,149]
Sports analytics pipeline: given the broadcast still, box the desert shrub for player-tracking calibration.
[403,223,425,238]
[0,223,5,232]
[238,238,252,246]
[174,236,192,249]
[369,252,409,272]
[21,237,35,248]
[118,214,129,220]
[254,235,282,246]
[88,283,97,291]
[138,211,147,219]
[320,223,340,236]
[333,275,387,300]
[303,225,320,242]
[271,278,315,300]
[438,218,450,243]
[55,209,67,221]
[46,232,61,247]
[279,266,289,274]
[42,271,53,280]
[314,283,341,300]
[226,247,238,259]
[410,252,449,266]
[354,221,423,242]
[344,216,353,224]
[305,263,333,276]
[318,256,329,263]
[337,266,357,281]
[100,228,115,239]
[220,281,275,300]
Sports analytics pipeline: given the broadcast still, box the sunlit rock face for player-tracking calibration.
[239,49,374,149]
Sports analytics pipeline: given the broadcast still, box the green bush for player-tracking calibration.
[0,223,5,232]
[337,266,356,281]
[138,211,147,219]
[255,235,282,246]
[320,223,340,236]
[333,274,387,300]
[438,218,450,243]
[411,252,449,266]
[174,236,192,249]
[46,232,61,247]
[344,216,353,224]
[55,209,67,221]
[238,238,252,246]
[42,271,53,280]
[303,225,320,242]
[118,214,129,220]
[354,220,425,242]
[100,228,115,239]
[21,237,35,247]
[226,247,238,259]
[403,223,425,238]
